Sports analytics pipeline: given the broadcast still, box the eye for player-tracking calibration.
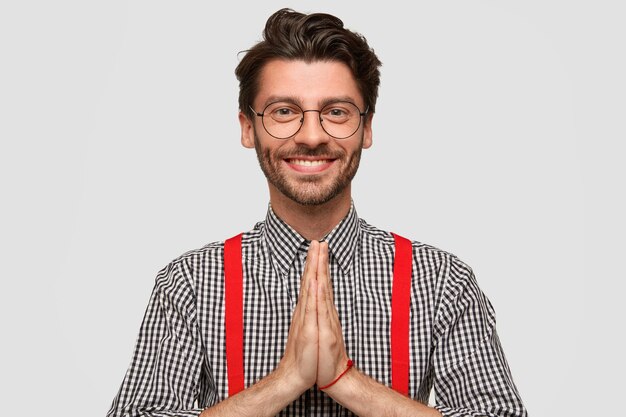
[328,108,347,117]
[266,103,302,122]
[322,103,355,122]
[275,107,295,116]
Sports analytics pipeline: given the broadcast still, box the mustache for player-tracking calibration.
[276,145,344,159]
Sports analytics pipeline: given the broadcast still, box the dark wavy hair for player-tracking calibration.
[235,8,382,120]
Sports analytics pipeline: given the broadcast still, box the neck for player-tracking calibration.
[269,187,352,241]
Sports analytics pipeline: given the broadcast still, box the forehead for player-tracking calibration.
[255,59,363,108]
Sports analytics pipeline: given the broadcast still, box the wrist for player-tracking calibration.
[274,359,313,397]
[319,359,354,391]
[321,361,360,398]
[322,368,441,417]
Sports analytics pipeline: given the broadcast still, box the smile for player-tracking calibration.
[289,159,332,166]
[284,158,335,173]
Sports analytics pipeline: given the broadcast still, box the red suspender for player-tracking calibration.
[390,233,412,395]
[223,232,413,396]
[224,233,244,396]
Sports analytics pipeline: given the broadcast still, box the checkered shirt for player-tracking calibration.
[107,204,527,417]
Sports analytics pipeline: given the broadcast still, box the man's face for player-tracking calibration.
[239,59,372,206]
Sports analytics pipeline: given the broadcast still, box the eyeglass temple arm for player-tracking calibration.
[248,105,264,117]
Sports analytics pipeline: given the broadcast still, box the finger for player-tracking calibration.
[305,262,318,329]
[317,272,331,328]
[317,242,328,286]
[305,241,320,287]
[319,242,334,304]
[317,282,329,336]
[319,244,344,337]
[319,279,337,334]
[316,244,326,314]
[299,241,319,324]
[317,242,335,310]
[300,241,319,297]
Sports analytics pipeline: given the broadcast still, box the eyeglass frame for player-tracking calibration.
[248,100,370,140]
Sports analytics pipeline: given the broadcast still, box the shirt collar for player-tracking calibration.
[323,203,360,275]
[264,202,360,277]
[265,205,307,277]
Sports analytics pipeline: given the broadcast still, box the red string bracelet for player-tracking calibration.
[318,359,354,390]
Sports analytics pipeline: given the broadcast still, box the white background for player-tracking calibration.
[1,1,624,416]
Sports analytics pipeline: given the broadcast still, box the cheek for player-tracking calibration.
[256,140,282,166]
[343,141,364,158]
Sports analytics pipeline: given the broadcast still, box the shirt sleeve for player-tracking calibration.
[106,260,206,417]
[431,256,528,417]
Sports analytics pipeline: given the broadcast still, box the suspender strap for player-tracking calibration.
[224,233,244,396]
[223,232,413,397]
[390,233,412,395]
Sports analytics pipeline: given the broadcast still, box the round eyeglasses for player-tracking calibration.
[249,101,369,139]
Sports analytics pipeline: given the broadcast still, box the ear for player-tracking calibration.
[362,113,373,149]
[239,111,255,149]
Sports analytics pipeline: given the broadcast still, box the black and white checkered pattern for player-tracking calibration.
[106,204,527,417]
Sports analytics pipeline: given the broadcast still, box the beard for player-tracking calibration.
[253,131,363,206]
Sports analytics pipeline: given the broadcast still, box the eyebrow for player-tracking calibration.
[261,95,360,109]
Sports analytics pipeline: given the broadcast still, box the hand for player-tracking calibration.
[316,242,350,388]
[276,241,320,394]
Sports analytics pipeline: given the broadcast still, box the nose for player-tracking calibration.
[293,110,331,147]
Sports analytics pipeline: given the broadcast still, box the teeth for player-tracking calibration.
[291,159,329,166]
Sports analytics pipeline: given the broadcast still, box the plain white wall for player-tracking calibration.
[1,1,624,416]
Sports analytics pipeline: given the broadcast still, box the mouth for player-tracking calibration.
[284,157,336,173]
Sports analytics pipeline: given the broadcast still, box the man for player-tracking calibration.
[107,8,527,417]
